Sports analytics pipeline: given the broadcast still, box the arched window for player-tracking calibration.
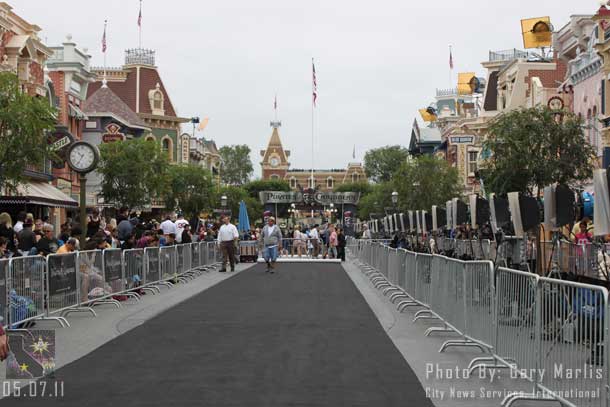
[351,173,359,182]
[270,174,280,180]
[326,177,334,189]
[161,136,173,162]
[290,177,297,188]
[153,92,163,110]
[145,134,156,142]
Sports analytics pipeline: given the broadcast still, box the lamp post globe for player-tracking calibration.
[220,195,227,208]
[391,191,398,205]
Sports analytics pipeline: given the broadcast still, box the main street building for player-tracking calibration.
[260,121,366,192]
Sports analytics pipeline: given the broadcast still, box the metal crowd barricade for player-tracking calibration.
[103,248,138,302]
[412,252,433,311]
[175,244,193,282]
[77,249,111,306]
[123,249,156,296]
[535,277,607,407]
[160,245,177,284]
[0,259,7,329]
[8,256,54,327]
[144,246,168,291]
[46,252,94,323]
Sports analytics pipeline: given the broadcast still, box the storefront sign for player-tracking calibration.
[449,135,474,144]
[102,123,125,143]
[259,191,303,204]
[259,191,360,205]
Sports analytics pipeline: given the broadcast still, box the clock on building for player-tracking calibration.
[547,96,564,111]
[67,141,100,173]
[270,157,280,167]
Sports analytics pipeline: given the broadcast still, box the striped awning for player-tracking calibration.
[0,181,78,208]
[68,103,88,120]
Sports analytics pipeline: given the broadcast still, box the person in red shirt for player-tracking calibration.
[575,222,593,245]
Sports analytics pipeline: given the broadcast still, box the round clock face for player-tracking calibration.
[270,157,280,167]
[68,141,99,173]
[547,96,564,111]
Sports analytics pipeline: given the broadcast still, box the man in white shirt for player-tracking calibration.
[160,215,176,237]
[174,213,189,243]
[217,215,239,272]
[309,224,320,258]
[362,224,372,239]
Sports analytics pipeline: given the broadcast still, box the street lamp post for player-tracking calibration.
[391,191,398,213]
[220,195,227,216]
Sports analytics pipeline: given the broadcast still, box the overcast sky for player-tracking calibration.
[17,0,593,176]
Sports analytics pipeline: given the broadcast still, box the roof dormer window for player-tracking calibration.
[149,83,165,115]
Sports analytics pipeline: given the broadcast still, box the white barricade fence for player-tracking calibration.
[144,246,161,285]
[348,238,610,407]
[191,243,201,270]
[0,259,7,328]
[103,249,124,298]
[77,250,105,305]
[535,277,607,407]
[46,253,83,324]
[123,249,153,297]
[8,256,47,327]
[160,245,177,282]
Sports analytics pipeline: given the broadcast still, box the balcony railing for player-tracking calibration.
[124,48,155,66]
[436,88,458,97]
[488,49,530,63]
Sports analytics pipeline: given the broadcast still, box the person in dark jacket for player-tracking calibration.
[0,213,15,253]
[36,225,60,256]
[337,227,346,261]
[181,224,192,244]
[17,219,36,254]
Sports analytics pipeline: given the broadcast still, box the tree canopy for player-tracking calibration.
[164,164,215,218]
[98,138,169,209]
[219,144,254,185]
[481,107,595,196]
[363,145,410,183]
[0,72,57,192]
[392,155,461,211]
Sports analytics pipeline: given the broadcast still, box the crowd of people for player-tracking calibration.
[0,208,227,260]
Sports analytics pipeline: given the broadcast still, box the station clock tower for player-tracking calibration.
[260,121,290,180]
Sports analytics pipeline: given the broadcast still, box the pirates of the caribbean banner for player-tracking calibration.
[259,191,360,205]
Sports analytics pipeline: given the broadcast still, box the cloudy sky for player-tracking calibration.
[18,0,592,176]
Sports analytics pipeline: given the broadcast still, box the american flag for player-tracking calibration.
[138,0,142,27]
[312,59,317,107]
[102,21,107,53]
[449,46,453,69]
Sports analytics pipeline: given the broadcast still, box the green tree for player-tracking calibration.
[392,155,461,211]
[219,145,254,185]
[0,72,57,192]
[363,145,410,183]
[164,164,215,218]
[357,182,395,220]
[334,181,373,195]
[213,185,248,220]
[481,107,595,196]
[98,138,169,209]
[242,179,291,200]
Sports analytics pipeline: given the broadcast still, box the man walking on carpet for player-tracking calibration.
[218,215,239,272]
[259,216,282,273]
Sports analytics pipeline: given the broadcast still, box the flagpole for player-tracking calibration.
[138,0,142,48]
[311,58,314,190]
[102,20,108,88]
[449,45,453,89]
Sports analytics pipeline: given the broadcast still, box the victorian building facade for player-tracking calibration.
[260,121,366,192]
[0,3,79,227]
[86,48,190,165]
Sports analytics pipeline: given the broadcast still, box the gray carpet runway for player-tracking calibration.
[6,263,434,406]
